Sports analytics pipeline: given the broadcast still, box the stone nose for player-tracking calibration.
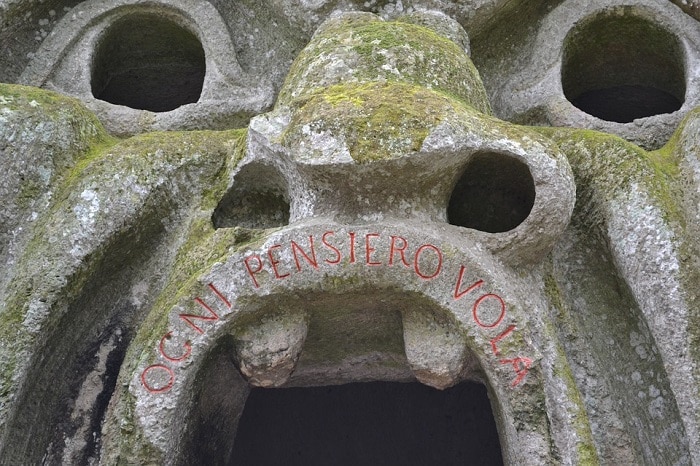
[244,91,548,229]
[214,11,575,266]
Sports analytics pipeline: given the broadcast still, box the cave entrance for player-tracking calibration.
[229,381,503,466]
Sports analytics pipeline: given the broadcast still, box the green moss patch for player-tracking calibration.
[0,84,117,209]
[282,81,461,163]
[653,108,700,383]
[277,16,490,114]
[0,122,249,459]
[543,272,600,464]
[535,127,683,228]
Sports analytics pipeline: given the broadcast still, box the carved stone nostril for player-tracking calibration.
[212,162,290,230]
[448,152,536,233]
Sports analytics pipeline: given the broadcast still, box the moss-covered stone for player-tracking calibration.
[276,14,491,114]
[0,83,116,250]
[0,118,250,463]
[102,215,269,461]
[652,108,700,401]
[543,273,600,465]
[3,5,699,463]
[539,121,698,462]
[282,81,461,162]
[68,130,254,376]
[534,127,683,227]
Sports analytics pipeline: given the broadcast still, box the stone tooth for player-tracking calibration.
[231,312,308,387]
[402,308,470,390]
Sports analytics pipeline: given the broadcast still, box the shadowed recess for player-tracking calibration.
[212,162,290,229]
[230,381,503,466]
[91,13,205,112]
[448,152,535,233]
[561,9,685,123]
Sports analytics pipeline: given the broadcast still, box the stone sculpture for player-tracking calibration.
[0,0,698,464]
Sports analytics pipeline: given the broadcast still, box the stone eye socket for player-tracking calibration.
[91,13,206,112]
[561,10,686,123]
[448,152,535,234]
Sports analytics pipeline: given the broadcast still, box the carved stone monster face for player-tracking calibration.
[123,13,576,463]
[1,2,699,465]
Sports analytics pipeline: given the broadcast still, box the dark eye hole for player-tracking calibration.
[91,13,206,112]
[561,11,685,123]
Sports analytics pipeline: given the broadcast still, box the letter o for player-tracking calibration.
[159,331,192,362]
[413,244,443,279]
[141,364,175,393]
[472,293,506,328]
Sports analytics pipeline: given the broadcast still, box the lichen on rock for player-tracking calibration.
[276,12,491,114]
[1,2,699,465]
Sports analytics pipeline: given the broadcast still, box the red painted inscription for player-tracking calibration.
[141,283,231,393]
[452,265,531,387]
[244,231,444,288]
[142,230,533,394]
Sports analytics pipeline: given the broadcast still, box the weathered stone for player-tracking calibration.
[483,0,700,150]
[232,311,309,387]
[276,12,490,112]
[0,1,698,465]
[402,307,475,389]
[0,94,247,462]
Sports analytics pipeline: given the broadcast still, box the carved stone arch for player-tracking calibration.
[107,221,570,464]
[169,286,504,465]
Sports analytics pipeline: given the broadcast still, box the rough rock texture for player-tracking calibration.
[472,0,700,150]
[0,1,699,465]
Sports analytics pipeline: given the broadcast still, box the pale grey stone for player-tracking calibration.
[0,2,698,465]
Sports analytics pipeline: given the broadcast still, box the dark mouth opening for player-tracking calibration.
[231,381,503,466]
